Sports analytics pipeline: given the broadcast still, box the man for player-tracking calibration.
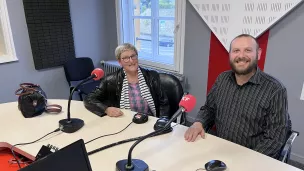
[184,34,291,159]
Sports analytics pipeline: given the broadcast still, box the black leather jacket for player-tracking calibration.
[84,67,170,118]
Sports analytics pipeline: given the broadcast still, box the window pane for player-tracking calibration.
[0,22,7,56]
[134,19,152,59]
[133,0,151,16]
[158,20,174,64]
[159,0,175,17]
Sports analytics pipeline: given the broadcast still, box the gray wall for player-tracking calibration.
[69,0,116,65]
[103,0,119,61]
[183,0,210,120]
[0,0,110,103]
[265,3,304,163]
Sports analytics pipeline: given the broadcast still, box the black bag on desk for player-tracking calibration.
[15,83,62,118]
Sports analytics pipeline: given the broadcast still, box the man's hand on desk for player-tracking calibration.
[184,122,205,142]
[105,107,124,117]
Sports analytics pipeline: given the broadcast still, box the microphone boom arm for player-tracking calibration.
[126,107,185,169]
[59,74,97,133]
[67,76,95,121]
[164,107,184,128]
[126,127,168,169]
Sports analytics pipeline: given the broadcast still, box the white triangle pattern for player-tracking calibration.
[189,0,303,52]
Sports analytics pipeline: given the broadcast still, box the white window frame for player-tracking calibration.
[115,0,185,74]
[0,0,17,64]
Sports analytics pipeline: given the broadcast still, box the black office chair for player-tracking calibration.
[63,57,101,101]
[279,130,299,163]
[159,73,185,124]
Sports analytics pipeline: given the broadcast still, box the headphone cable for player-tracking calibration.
[11,128,60,169]
[87,123,179,156]
[85,121,133,145]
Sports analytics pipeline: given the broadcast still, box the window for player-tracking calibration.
[0,0,17,64]
[116,0,185,74]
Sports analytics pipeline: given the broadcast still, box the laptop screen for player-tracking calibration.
[19,139,92,171]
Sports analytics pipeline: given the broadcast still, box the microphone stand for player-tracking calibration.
[59,75,96,133]
[116,107,185,171]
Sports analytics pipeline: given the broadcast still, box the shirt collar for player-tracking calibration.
[248,67,261,84]
[229,67,261,85]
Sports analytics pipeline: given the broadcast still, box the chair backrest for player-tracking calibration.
[63,57,95,86]
[159,73,184,123]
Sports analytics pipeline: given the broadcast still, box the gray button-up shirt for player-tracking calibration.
[195,68,291,159]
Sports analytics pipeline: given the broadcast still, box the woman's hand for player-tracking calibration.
[105,107,124,117]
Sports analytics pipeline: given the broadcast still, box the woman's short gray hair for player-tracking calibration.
[115,43,138,60]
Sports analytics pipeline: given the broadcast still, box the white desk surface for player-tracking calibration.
[0,99,302,171]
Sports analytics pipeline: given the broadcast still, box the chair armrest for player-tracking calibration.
[280,131,299,162]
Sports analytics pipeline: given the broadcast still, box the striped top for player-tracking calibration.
[128,83,151,115]
[195,68,291,159]
[120,68,156,116]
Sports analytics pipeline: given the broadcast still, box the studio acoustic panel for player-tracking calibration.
[23,0,75,70]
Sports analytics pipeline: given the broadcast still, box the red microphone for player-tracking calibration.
[91,68,104,81]
[179,94,196,112]
[163,94,197,128]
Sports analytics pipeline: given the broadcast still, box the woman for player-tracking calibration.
[84,43,170,118]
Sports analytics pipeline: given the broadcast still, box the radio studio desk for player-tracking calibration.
[0,100,302,171]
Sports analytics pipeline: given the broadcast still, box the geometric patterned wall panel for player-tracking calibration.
[189,0,303,51]
[23,0,75,70]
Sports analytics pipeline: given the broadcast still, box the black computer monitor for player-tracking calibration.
[19,139,92,171]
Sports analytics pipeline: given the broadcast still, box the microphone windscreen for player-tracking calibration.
[91,68,104,80]
[179,94,196,112]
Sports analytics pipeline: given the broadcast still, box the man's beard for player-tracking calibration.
[230,56,258,75]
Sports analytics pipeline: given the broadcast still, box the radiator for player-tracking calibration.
[100,60,121,75]
[100,60,186,89]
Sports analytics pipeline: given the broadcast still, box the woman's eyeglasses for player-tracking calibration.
[121,55,138,62]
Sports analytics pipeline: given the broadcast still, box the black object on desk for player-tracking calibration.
[132,113,148,124]
[18,139,92,171]
[153,117,173,134]
[35,144,59,161]
[205,160,227,171]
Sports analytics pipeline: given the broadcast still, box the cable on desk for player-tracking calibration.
[87,136,141,155]
[85,121,133,145]
[11,128,60,169]
[87,123,180,156]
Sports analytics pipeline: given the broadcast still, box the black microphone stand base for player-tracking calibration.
[59,118,84,133]
[116,159,148,171]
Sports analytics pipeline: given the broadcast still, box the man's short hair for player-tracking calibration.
[229,34,260,52]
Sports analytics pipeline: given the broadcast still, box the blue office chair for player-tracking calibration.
[63,57,101,101]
